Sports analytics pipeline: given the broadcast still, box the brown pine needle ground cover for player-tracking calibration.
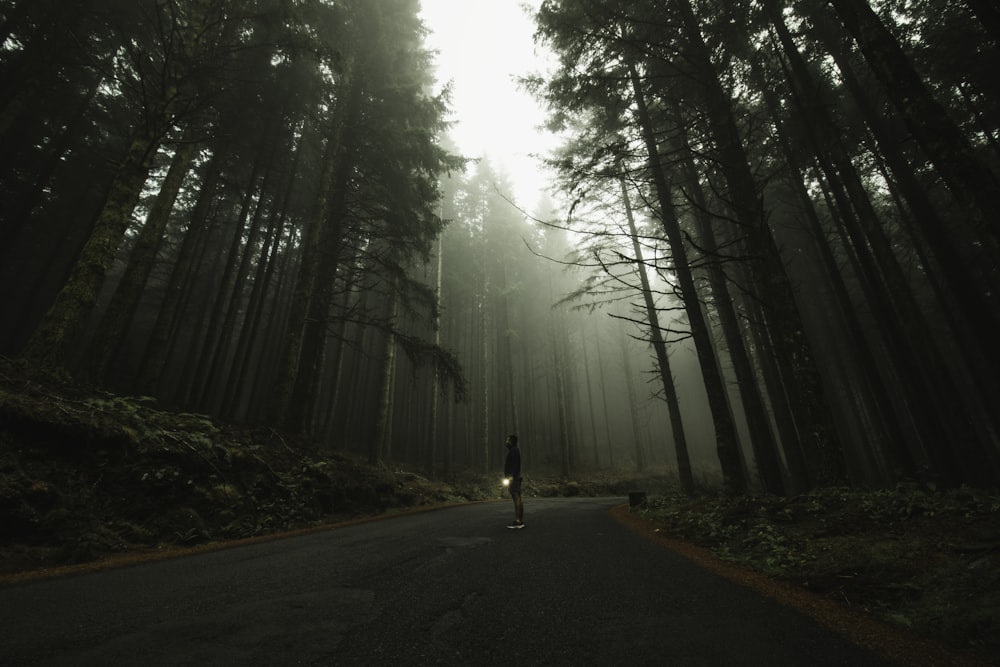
[632,489,1000,664]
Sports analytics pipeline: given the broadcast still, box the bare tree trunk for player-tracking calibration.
[579,331,600,468]
[682,167,785,494]
[677,0,845,488]
[271,65,360,428]
[501,262,519,434]
[552,312,571,479]
[772,5,998,484]
[628,61,746,494]
[138,145,224,395]
[481,266,491,474]
[22,130,160,367]
[185,153,262,406]
[620,174,694,493]
[428,232,444,474]
[828,0,1000,252]
[221,139,302,419]
[594,323,615,470]
[88,134,200,382]
[199,147,287,412]
[619,335,645,472]
[751,55,907,488]
[371,293,400,466]
[807,12,1000,439]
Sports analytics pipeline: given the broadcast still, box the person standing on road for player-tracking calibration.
[504,434,524,529]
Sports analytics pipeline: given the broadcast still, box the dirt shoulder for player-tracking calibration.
[620,491,999,666]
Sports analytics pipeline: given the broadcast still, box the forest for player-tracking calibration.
[1,0,999,498]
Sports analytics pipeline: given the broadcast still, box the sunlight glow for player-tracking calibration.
[419,0,559,209]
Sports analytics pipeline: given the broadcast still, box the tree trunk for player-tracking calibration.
[579,329,600,468]
[370,292,400,466]
[271,65,360,428]
[21,130,160,368]
[88,135,200,381]
[552,310,572,479]
[619,335,645,472]
[676,0,847,487]
[285,163,358,435]
[221,140,302,419]
[828,0,1000,252]
[680,157,785,495]
[137,144,224,396]
[620,173,695,493]
[628,61,746,494]
[773,5,998,485]
[428,232,444,474]
[501,261,519,435]
[198,157,280,411]
[481,260,492,474]
[807,11,1000,436]
[183,153,262,405]
[594,323,615,469]
[751,54,910,486]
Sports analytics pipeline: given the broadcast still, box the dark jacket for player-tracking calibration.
[504,444,521,479]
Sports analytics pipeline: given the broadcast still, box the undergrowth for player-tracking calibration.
[637,487,1000,661]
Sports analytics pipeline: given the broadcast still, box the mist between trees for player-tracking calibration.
[1,0,998,496]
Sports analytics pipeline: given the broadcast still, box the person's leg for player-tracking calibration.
[507,477,524,527]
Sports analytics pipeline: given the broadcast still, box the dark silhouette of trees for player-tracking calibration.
[4,0,997,491]
[2,0,465,457]
[531,0,1000,492]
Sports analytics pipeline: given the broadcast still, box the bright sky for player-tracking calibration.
[418,0,558,209]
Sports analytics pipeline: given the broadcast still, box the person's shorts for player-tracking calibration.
[508,477,523,496]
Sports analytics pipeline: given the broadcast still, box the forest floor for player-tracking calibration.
[632,489,1000,665]
[0,357,998,663]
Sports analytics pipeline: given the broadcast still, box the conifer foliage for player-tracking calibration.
[1,0,460,457]
[4,0,998,493]
[532,0,1000,492]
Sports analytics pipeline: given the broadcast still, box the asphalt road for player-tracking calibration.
[0,497,890,666]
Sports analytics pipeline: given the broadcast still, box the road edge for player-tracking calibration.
[609,503,986,667]
[0,500,494,587]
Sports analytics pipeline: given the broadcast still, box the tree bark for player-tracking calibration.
[427,232,444,474]
[579,328,600,468]
[750,54,909,487]
[628,61,746,494]
[828,0,1000,253]
[620,334,645,473]
[675,0,847,487]
[772,4,998,484]
[271,64,360,429]
[620,173,695,493]
[370,292,400,465]
[137,144,224,397]
[88,135,199,381]
[183,151,263,405]
[21,130,160,367]
[221,140,302,420]
[807,10,1000,435]
[680,157,785,495]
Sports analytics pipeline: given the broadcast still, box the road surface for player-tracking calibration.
[0,497,889,665]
